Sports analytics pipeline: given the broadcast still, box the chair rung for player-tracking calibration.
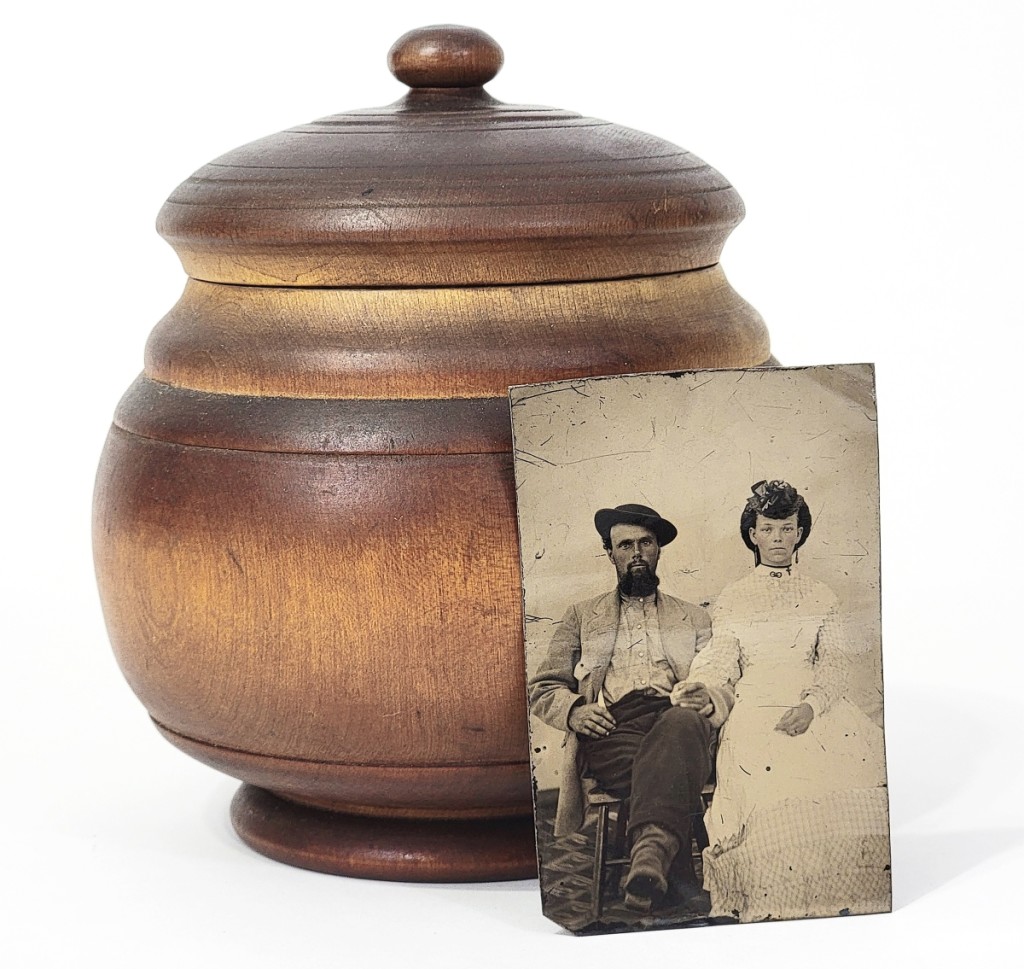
[587,779,714,923]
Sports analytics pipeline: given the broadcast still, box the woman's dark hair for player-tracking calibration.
[740,480,812,563]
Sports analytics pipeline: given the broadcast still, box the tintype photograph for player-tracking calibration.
[510,364,891,934]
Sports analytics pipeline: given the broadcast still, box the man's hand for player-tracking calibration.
[671,681,713,717]
[775,703,814,736]
[567,703,617,738]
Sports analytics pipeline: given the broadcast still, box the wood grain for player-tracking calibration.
[95,427,526,773]
[93,24,775,880]
[230,785,537,881]
[387,24,503,89]
[160,727,532,819]
[114,377,514,454]
[157,30,744,287]
[146,268,768,398]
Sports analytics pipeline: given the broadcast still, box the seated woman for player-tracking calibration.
[676,480,890,922]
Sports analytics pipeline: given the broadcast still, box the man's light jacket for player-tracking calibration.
[529,589,729,836]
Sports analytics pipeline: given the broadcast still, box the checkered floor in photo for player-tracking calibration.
[534,792,713,935]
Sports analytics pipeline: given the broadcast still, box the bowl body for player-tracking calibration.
[94,270,769,827]
[94,25,773,878]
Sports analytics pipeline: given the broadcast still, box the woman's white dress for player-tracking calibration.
[689,565,891,921]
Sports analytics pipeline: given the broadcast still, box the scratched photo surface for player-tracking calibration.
[510,364,891,935]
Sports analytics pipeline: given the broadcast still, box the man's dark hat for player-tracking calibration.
[594,504,677,547]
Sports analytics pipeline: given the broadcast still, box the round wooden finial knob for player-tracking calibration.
[388,25,503,89]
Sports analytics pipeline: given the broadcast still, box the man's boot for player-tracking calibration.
[623,823,680,912]
[666,824,711,915]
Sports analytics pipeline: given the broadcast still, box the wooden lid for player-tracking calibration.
[157,25,745,287]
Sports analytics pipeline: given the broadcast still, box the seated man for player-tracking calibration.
[529,504,732,912]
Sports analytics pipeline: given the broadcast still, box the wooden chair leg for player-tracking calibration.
[692,813,709,853]
[592,802,610,922]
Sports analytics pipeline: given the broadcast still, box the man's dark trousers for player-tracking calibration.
[580,690,712,845]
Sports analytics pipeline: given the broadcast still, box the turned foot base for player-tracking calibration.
[230,784,538,882]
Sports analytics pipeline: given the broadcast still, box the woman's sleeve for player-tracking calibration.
[685,599,742,728]
[801,602,850,717]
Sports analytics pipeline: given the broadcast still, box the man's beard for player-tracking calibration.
[618,565,660,598]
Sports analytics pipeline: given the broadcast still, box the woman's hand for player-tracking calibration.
[671,681,713,717]
[775,703,814,736]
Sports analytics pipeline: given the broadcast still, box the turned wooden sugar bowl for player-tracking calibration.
[93,24,770,881]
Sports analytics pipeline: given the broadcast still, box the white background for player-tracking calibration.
[3,1,1021,964]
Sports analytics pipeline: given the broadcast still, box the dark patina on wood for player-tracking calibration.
[93,24,772,881]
